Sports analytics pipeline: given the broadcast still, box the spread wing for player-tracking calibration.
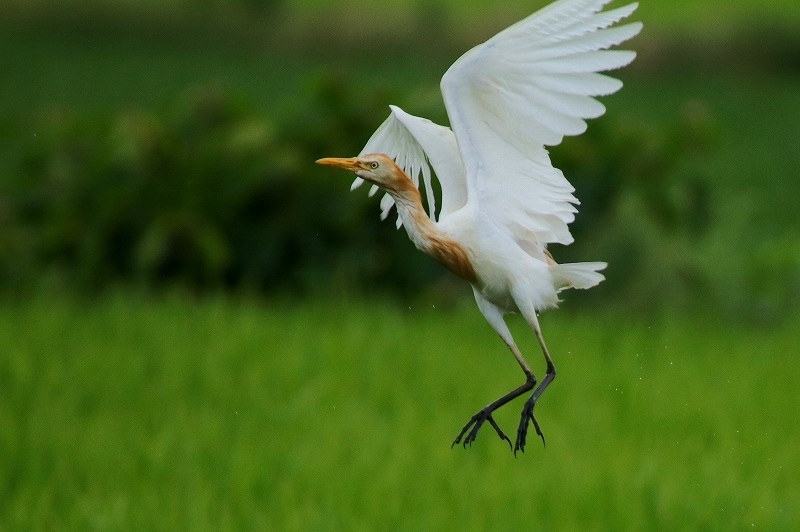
[353,105,467,228]
[441,0,642,245]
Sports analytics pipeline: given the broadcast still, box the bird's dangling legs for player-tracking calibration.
[452,290,543,450]
[451,376,536,449]
[514,309,555,455]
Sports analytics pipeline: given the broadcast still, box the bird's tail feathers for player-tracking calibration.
[551,262,607,292]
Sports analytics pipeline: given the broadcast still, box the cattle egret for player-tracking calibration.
[317,0,641,454]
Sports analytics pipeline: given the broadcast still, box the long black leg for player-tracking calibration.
[459,290,545,452]
[515,361,554,453]
[514,311,556,454]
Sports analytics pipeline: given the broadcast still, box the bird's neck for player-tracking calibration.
[388,185,478,284]
[391,188,437,248]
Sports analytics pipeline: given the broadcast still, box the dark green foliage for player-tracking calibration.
[548,100,715,309]
[554,102,714,240]
[1,72,715,301]
[0,76,450,296]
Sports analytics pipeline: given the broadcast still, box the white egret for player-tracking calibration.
[317,0,641,453]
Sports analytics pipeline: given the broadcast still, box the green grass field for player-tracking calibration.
[2,294,798,529]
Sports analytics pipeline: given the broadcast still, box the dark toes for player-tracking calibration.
[487,414,513,450]
[453,410,512,450]
[514,400,545,455]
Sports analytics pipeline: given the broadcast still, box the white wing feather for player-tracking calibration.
[354,105,467,227]
[352,0,640,247]
[441,0,642,245]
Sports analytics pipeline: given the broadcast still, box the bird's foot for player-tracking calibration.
[514,398,546,455]
[451,409,512,450]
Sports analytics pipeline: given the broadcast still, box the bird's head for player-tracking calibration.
[316,153,411,194]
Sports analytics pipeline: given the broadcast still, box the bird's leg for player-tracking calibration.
[514,312,555,455]
[453,290,541,450]
[452,372,536,449]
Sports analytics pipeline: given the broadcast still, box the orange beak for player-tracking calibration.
[316,157,363,173]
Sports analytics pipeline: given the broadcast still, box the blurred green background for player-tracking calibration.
[2,0,799,529]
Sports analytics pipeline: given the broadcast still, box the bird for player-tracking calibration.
[316,0,641,454]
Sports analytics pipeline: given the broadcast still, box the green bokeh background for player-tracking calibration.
[2,0,799,528]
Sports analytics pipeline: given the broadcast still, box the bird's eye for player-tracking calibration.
[369,161,379,170]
